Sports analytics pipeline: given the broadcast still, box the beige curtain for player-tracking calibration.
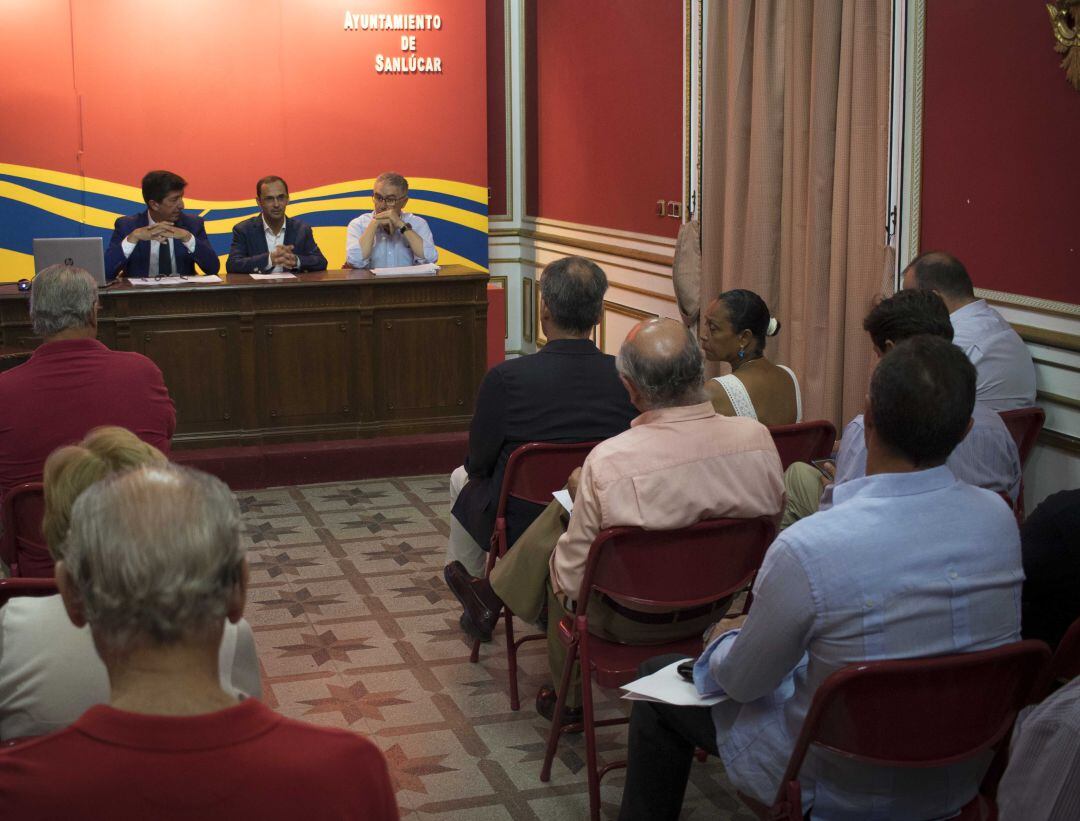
[701,0,892,426]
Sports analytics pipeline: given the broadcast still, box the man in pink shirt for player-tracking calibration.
[446,318,785,721]
[0,264,175,498]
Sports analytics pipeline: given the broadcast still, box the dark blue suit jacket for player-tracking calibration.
[225,215,327,273]
[104,211,220,280]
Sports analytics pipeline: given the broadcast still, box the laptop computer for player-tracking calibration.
[32,237,108,286]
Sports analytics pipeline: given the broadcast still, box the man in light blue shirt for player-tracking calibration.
[902,251,1036,412]
[783,290,1021,526]
[345,172,438,269]
[617,336,1024,821]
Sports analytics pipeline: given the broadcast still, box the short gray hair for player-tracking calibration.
[616,323,705,408]
[540,256,607,334]
[375,171,409,193]
[29,264,97,337]
[63,464,245,655]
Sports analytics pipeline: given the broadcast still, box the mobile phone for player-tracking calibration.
[677,659,695,682]
[810,458,835,481]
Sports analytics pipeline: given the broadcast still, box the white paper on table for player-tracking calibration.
[552,489,573,514]
[128,275,221,286]
[186,275,222,283]
[248,272,297,280]
[371,263,438,277]
[621,658,728,707]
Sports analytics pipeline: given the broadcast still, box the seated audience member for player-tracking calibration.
[446,318,784,722]
[226,175,327,273]
[618,336,1024,821]
[446,257,636,611]
[104,170,220,279]
[782,289,1020,528]
[345,172,437,269]
[701,289,801,425]
[902,251,1036,411]
[997,674,1080,821]
[0,464,397,820]
[1020,488,1080,650]
[0,265,175,499]
[0,427,261,740]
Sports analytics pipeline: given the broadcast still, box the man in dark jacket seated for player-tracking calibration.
[446,256,637,639]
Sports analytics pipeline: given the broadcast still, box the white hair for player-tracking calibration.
[63,464,245,655]
[29,264,97,337]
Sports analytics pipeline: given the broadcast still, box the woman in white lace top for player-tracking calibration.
[700,289,802,426]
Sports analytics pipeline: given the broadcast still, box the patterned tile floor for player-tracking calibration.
[240,475,754,820]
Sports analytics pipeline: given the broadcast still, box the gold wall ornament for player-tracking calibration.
[1047,1,1080,90]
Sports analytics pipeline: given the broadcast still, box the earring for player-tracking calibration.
[738,348,745,360]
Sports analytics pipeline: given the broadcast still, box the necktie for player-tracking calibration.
[159,238,172,275]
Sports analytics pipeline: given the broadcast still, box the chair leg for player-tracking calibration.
[540,636,578,782]
[504,606,520,710]
[469,635,481,663]
[579,638,601,821]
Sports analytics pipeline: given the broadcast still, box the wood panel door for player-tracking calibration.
[256,315,359,430]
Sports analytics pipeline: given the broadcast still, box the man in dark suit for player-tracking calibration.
[226,176,327,273]
[104,170,220,280]
[446,256,637,637]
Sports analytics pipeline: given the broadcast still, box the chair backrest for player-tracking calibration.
[496,441,599,518]
[1048,615,1080,685]
[0,483,52,578]
[578,517,777,614]
[779,641,1050,794]
[768,420,836,470]
[0,577,59,608]
[998,408,1045,467]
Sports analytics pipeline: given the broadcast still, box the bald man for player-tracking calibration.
[445,318,785,721]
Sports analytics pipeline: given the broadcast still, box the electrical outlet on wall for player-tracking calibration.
[666,201,682,218]
[656,200,666,217]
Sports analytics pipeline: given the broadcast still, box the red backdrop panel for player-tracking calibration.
[1,0,487,196]
[486,0,507,216]
[526,0,683,237]
[921,0,1079,304]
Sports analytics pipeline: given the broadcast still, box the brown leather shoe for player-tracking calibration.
[444,562,503,638]
[535,686,583,731]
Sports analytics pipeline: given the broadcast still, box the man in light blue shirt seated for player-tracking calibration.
[617,336,1024,821]
[344,172,438,269]
[902,250,1036,412]
[782,289,1021,527]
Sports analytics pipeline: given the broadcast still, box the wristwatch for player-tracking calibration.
[399,222,412,235]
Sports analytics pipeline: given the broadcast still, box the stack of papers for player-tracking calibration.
[249,272,297,280]
[129,275,222,286]
[371,263,438,277]
[621,658,728,706]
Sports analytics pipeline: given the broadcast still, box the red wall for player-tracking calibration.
[486,0,507,216]
[921,0,1079,304]
[525,1,684,237]
[0,0,487,196]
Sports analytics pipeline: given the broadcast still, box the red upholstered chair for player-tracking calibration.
[998,408,1045,522]
[767,420,836,470]
[737,641,1050,821]
[0,483,51,578]
[540,516,777,821]
[470,441,599,711]
[0,576,59,608]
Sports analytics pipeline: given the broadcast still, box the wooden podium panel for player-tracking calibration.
[0,267,488,449]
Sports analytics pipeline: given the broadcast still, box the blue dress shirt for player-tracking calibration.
[694,466,1023,820]
[951,300,1037,413]
[344,211,438,269]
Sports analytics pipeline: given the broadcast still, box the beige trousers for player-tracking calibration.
[447,465,487,577]
[781,461,825,529]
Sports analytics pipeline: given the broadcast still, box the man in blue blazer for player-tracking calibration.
[226,176,327,274]
[104,170,221,280]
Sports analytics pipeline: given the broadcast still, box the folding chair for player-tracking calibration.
[998,408,1044,522]
[0,577,59,608]
[540,516,777,821]
[767,420,836,470]
[469,441,599,711]
[0,483,51,578]
[737,641,1050,821]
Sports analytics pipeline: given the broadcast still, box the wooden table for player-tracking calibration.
[0,267,489,449]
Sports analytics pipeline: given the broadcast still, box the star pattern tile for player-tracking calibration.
[391,575,455,605]
[366,540,440,566]
[274,629,376,665]
[256,587,345,617]
[300,681,411,724]
[248,550,321,578]
[383,745,457,794]
[319,487,389,507]
[246,521,301,544]
[340,511,415,534]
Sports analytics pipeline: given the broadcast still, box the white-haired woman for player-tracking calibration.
[699,288,802,426]
[0,427,260,740]
[0,462,397,819]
